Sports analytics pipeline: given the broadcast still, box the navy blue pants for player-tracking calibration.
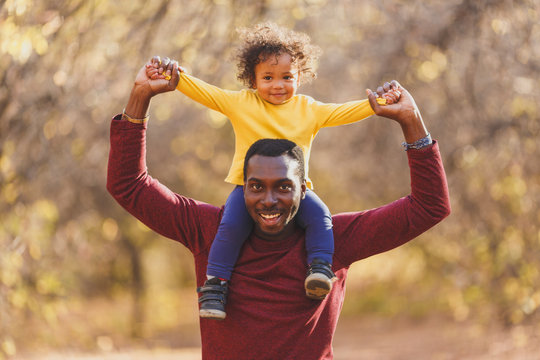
[207,185,334,280]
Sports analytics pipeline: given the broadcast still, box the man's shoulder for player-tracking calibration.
[176,196,223,254]
[186,197,223,223]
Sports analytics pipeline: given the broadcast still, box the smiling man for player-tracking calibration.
[107,59,450,360]
[243,139,306,239]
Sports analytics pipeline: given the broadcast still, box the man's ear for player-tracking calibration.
[300,181,307,200]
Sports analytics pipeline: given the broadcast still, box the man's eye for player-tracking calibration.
[250,183,262,190]
[279,184,292,191]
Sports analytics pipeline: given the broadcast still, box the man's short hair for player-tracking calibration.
[243,139,305,182]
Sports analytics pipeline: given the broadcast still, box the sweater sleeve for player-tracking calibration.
[317,98,375,128]
[175,73,238,113]
[332,141,451,268]
[106,115,221,255]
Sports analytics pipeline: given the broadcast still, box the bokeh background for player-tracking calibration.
[1,0,539,358]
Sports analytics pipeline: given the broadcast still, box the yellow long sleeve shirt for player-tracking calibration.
[176,73,375,188]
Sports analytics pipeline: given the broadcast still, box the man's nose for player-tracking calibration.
[262,190,278,207]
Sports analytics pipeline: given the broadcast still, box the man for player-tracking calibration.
[107,58,450,359]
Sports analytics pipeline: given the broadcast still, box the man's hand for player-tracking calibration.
[134,56,180,98]
[367,80,429,144]
[147,55,186,80]
[124,57,181,120]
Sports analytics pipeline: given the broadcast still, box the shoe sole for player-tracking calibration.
[199,308,226,320]
[305,273,333,300]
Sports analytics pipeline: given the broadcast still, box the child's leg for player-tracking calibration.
[206,185,253,280]
[296,189,334,265]
[297,190,336,300]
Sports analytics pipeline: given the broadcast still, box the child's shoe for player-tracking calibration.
[304,259,336,300]
[197,277,228,320]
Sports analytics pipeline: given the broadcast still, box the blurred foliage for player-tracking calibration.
[1,0,539,356]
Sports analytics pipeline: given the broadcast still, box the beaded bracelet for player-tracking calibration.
[402,133,432,151]
[122,109,149,124]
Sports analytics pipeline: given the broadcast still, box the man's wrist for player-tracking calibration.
[402,133,432,151]
[124,86,152,119]
[122,109,149,124]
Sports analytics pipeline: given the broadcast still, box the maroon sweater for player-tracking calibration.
[107,115,450,359]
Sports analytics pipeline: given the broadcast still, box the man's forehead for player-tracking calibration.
[246,154,300,180]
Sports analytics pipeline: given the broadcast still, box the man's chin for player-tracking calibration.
[254,223,288,241]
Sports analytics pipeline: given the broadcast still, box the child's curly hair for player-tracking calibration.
[235,22,322,89]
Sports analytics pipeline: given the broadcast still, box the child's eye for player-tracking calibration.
[284,76,293,80]
[263,76,272,80]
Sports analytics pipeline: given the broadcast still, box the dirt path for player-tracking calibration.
[15,316,540,359]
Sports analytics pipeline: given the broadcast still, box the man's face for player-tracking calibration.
[244,154,306,241]
[253,53,300,105]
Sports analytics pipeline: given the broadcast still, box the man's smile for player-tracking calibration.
[260,213,280,219]
[258,211,283,225]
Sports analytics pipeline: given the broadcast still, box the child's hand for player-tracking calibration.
[146,56,185,81]
[374,86,401,106]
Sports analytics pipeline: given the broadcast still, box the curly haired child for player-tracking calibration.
[148,22,398,320]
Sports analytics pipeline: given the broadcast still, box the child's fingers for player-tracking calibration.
[146,67,163,80]
[383,90,400,104]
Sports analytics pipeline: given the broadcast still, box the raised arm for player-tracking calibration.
[107,58,220,253]
[147,55,239,113]
[333,81,451,267]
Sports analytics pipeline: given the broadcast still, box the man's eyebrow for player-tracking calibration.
[246,177,293,183]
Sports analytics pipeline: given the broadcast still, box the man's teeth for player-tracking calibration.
[261,213,279,219]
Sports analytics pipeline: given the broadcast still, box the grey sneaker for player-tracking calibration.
[197,277,228,320]
[305,259,336,300]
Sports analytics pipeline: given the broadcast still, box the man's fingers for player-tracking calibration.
[151,55,161,68]
[168,61,181,88]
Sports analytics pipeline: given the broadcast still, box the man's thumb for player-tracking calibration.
[366,89,379,111]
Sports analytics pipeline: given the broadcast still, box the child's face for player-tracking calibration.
[253,53,300,105]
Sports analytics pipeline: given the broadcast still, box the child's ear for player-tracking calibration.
[250,75,257,89]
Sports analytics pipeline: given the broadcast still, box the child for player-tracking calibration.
[148,22,397,320]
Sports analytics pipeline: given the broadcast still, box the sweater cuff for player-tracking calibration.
[111,114,148,129]
[406,140,439,160]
